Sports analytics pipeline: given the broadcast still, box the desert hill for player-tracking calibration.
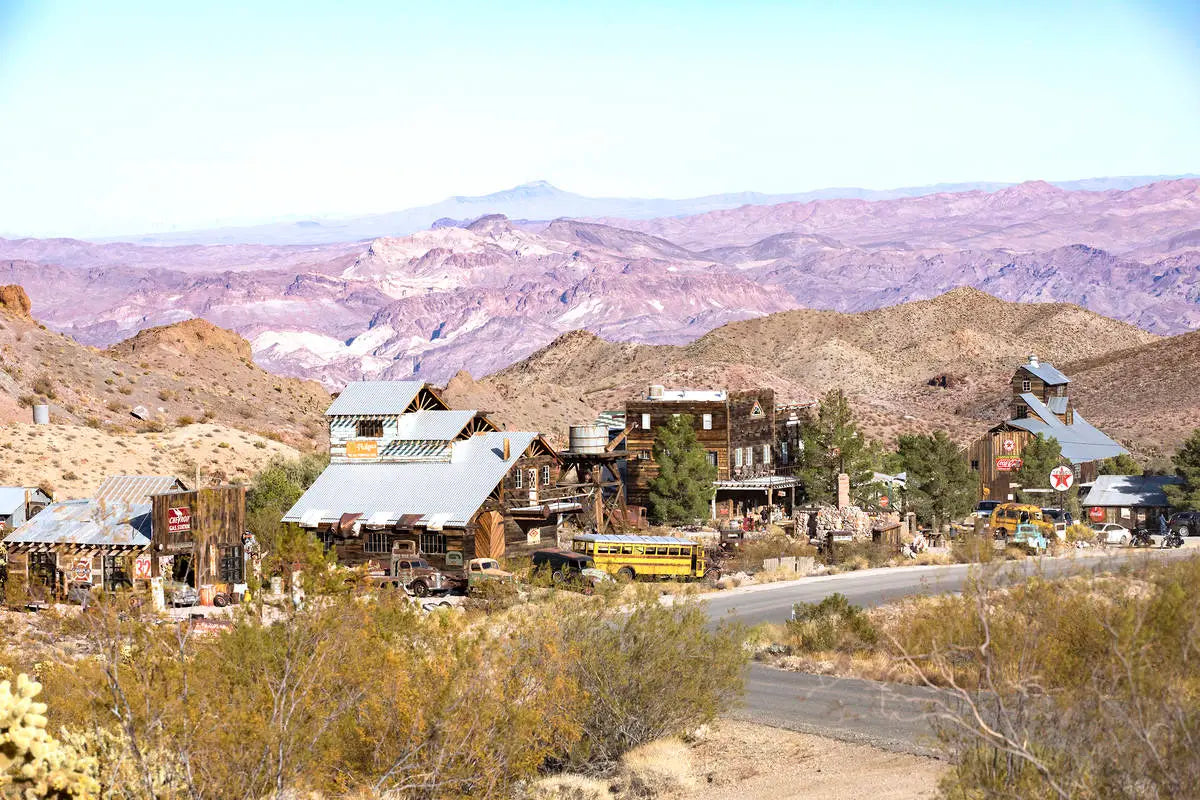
[0,286,330,448]
[443,289,1183,455]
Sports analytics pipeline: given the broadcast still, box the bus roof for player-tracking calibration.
[573,534,698,546]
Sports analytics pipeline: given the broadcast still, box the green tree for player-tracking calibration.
[799,389,873,504]
[1012,433,1078,511]
[648,413,717,524]
[1164,428,1200,511]
[897,431,978,528]
[1099,452,1142,476]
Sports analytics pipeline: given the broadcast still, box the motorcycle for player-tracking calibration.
[1160,528,1185,549]
[1130,526,1155,547]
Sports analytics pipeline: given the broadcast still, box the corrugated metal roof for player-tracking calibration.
[1083,475,1182,508]
[714,476,802,489]
[0,487,48,515]
[95,475,185,504]
[573,534,699,545]
[283,431,541,528]
[2,499,151,548]
[379,440,453,460]
[1020,358,1070,386]
[394,410,479,440]
[1006,394,1126,463]
[643,390,727,402]
[326,381,425,416]
[1046,396,1069,414]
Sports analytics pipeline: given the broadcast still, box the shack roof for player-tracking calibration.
[283,431,543,528]
[1004,393,1126,464]
[326,381,427,416]
[640,389,727,402]
[95,475,186,504]
[1019,358,1070,386]
[0,487,50,515]
[2,499,151,550]
[1083,475,1182,509]
[572,534,699,546]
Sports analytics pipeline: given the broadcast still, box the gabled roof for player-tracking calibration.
[326,381,446,416]
[1005,393,1126,464]
[1018,359,1070,386]
[95,475,186,504]
[1083,475,1182,508]
[0,487,50,515]
[2,499,151,550]
[394,410,489,440]
[283,432,545,528]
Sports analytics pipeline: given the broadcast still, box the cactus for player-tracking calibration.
[0,674,99,798]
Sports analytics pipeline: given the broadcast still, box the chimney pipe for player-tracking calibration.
[503,438,510,460]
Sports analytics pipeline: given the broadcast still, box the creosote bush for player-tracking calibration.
[786,592,877,652]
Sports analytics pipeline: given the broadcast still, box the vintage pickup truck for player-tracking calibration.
[370,542,452,596]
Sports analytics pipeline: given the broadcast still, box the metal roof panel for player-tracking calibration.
[325,381,426,416]
[2,499,151,548]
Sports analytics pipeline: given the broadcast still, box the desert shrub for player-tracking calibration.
[786,592,878,652]
[827,539,890,569]
[619,737,694,797]
[174,415,195,427]
[1064,521,1094,544]
[951,533,995,563]
[729,534,818,572]
[84,416,101,429]
[31,374,56,399]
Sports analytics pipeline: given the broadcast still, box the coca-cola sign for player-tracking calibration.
[995,456,1023,472]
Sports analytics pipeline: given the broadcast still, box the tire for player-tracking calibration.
[551,569,564,583]
[704,568,721,584]
[412,581,430,598]
[1179,527,1190,538]
[213,593,230,608]
[616,567,635,581]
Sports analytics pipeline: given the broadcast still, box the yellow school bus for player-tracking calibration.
[989,503,1053,540]
[571,534,718,582]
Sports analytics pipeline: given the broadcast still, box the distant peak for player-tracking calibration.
[517,180,556,190]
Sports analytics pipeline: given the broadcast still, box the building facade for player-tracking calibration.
[966,356,1127,501]
[284,381,577,572]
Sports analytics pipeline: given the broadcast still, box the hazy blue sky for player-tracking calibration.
[1,0,1197,238]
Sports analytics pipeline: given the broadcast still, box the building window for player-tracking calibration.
[514,469,523,489]
[318,529,334,552]
[219,545,244,583]
[781,441,789,464]
[356,418,384,438]
[735,448,743,468]
[420,531,446,555]
[702,413,712,430]
[641,413,651,430]
[638,449,651,460]
[364,531,389,554]
[971,459,979,471]
[541,465,551,485]
[528,468,538,488]
[706,451,718,467]
[1021,380,1031,393]
[1015,406,1028,419]
[763,444,771,465]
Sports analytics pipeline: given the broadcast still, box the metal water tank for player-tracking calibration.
[32,404,50,425]
[648,384,665,399]
[569,425,608,454]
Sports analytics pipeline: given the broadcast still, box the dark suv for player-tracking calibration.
[1167,510,1200,537]
[531,548,594,582]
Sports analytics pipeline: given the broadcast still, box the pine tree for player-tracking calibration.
[798,389,873,505]
[897,431,978,528]
[648,414,718,525]
[1012,433,1077,510]
[1164,429,1200,511]
[1099,453,1142,476]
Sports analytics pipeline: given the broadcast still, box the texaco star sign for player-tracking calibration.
[1050,465,1074,491]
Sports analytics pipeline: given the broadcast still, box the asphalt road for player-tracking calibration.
[707,547,1198,753]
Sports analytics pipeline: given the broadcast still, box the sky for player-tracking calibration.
[0,0,1197,238]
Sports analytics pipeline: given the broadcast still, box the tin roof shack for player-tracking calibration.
[0,487,53,532]
[625,385,777,517]
[96,475,187,503]
[1082,475,1182,529]
[150,486,247,590]
[2,499,151,597]
[284,380,577,572]
[966,356,1127,502]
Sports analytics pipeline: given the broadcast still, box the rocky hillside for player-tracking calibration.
[444,290,1176,453]
[0,286,329,447]
[2,178,1197,389]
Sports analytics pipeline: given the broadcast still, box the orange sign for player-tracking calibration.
[346,439,379,459]
[879,495,889,508]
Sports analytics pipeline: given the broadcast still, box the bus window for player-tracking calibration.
[668,546,680,556]
[621,545,633,555]
[632,545,644,555]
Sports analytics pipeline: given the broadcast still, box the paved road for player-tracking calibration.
[707,547,1197,753]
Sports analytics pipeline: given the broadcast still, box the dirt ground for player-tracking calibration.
[683,720,945,800]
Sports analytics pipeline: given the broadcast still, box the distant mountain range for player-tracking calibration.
[104,174,1198,247]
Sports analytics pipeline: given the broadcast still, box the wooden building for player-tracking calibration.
[1082,475,1182,528]
[624,385,779,517]
[284,381,579,572]
[150,486,248,587]
[0,487,52,532]
[966,356,1127,501]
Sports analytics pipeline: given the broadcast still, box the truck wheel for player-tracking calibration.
[617,567,635,581]
[213,593,230,608]
[1179,526,1190,538]
[551,569,564,583]
[704,568,721,584]
[412,581,430,597]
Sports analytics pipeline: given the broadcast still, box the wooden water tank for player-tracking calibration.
[569,425,608,453]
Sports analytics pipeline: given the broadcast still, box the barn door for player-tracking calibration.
[474,511,506,560]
